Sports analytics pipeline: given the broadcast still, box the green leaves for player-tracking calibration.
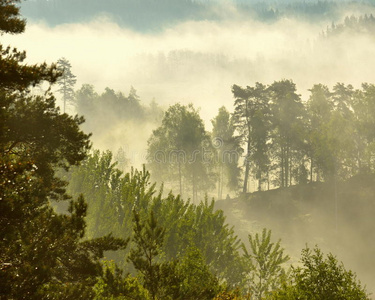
[0,3,127,298]
[128,210,165,300]
[242,229,290,299]
[147,103,213,201]
[232,82,272,191]
[272,247,370,300]
[0,0,25,34]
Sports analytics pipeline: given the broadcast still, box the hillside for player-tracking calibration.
[215,173,375,294]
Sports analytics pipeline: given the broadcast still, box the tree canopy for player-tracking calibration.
[0,2,127,298]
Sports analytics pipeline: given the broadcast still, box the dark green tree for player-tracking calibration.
[0,2,127,298]
[0,0,59,92]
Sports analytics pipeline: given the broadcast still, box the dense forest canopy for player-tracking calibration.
[2,0,375,298]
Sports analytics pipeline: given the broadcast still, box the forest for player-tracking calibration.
[19,0,375,31]
[1,0,375,299]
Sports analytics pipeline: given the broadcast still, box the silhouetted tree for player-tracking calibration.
[57,57,77,113]
[0,2,127,298]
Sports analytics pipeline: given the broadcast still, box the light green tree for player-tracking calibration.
[272,246,370,300]
[147,103,213,201]
[0,2,127,298]
[211,106,242,198]
[242,229,289,299]
[128,210,165,300]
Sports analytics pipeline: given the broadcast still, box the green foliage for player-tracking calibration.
[211,106,242,197]
[67,150,246,290]
[128,210,165,300]
[0,3,128,298]
[147,103,214,201]
[213,289,244,300]
[242,229,290,299]
[0,0,25,33]
[268,79,306,188]
[94,260,148,300]
[231,79,375,190]
[232,82,271,192]
[127,210,223,300]
[272,247,370,300]
[173,246,222,300]
[0,1,59,92]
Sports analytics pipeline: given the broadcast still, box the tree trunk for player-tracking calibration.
[218,164,223,200]
[178,161,182,197]
[285,145,289,188]
[192,171,197,203]
[281,146,284,188]
[289,149,292,187]
[243,139,251,193]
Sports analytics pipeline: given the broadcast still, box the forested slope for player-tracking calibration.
[216,174,375,294]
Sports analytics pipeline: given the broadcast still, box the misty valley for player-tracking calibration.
[2,0,375,299]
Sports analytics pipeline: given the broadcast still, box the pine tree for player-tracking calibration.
[57,57,77,113]
[0,2,127,298]
[128,210,165,300]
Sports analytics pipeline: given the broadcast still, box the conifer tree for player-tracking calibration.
[0,2,127,298]
[57,57,77,113]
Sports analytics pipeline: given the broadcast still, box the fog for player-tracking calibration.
[5,2,375,295]
[5,4,375,127]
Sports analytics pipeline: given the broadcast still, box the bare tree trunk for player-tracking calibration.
[178,161,182,197]
[281,146,284,188]
[218,164,223,200]
[219,165,223,199]
[285,145,289,188]
[243,139,251,193]
[289,149,292,187]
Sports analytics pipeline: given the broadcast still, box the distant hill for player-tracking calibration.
[20,0,375,31]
